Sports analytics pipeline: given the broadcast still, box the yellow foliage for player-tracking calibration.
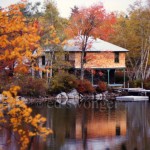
[0,3,41,75]
[0,86,52,150]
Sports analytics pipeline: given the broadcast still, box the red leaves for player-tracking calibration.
[96,81,107,92]
[66,3,116,40]
[76,79,95,94]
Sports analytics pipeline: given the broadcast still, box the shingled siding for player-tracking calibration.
[74,52,126,69]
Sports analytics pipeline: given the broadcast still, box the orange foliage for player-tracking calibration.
[65,4,116,40]
[96,81,107,92]
[0,3,40,76]
[65,4,116,80]
[76,79,95,94]
[0,86,52,150]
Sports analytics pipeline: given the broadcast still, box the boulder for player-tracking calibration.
[95,93,103,100]
[56,92,68,105]
[67,89,80,99]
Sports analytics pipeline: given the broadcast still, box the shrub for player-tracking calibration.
[0,74,48,97]
[15,75,48,97]
[144,77,150,89]
[128,80,142,88]
[76,79,95,94]
[49,71,77,94]
[0,73,16,93]
[96,81,107,92]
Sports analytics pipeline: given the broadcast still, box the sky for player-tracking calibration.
[0,0,139,18]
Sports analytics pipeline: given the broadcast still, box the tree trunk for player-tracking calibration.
[80,50,85,80]
[80,36,88,80]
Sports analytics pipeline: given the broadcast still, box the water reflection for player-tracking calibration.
[0,101,150,150]
[125,102,150,150]
[31,101,127,150]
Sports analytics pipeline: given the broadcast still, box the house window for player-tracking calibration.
[65,54,69,61]
[114,52,119,63]
[42,56,45,65]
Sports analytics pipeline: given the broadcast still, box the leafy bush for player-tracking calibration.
[49,71,77,94]
[96,81,107,92]
[76,79,95,94]
[0,74,48,97]
[128,80,142,88]
[0,73,15,93]
[144,77,150,89]
[14,75,48,97]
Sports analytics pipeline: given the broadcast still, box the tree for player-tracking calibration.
[70,5,79,17]
[21,1,42,18]
[109,0,150,81]
[42,1,68,40]
[38,1,70,83]
[0,86,52,150]
[0,3,40,77]
[65,4,116,80]
[0,3,52,149]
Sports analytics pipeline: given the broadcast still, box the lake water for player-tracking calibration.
[1,101,150,150]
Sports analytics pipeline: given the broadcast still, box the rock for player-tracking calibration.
[67,89,79,99]
[67,89,80,105]
[56,89,82,105]
[56,92,68,105]
[67,99,79,105]
[95,93,103,100]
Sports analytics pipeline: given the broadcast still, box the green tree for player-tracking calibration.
[38,1,70,83]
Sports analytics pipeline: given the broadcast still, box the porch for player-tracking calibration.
[71,68,127,88]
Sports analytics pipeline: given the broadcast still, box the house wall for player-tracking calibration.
[74,52,126,69]
[69,52,75,60]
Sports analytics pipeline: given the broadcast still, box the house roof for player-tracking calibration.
[64,37,128,52]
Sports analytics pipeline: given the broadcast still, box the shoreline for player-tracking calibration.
[25,92,120,106]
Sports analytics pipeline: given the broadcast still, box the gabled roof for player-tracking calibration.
[64,37,128,52]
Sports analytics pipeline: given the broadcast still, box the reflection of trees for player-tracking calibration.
[82,108,87,150]
[0,128,19,150]
[125,102,150,150]
[52,107,76,150]
[32,106,76,150]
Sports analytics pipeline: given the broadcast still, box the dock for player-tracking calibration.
[120,88,150,101]
[116,96,149,102]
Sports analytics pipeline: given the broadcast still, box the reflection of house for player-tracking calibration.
[64,38,128,85]
[75,108,127,140]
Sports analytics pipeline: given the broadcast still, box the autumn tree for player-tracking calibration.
[0,3,41,77]
[0,86,52,150]
[0,3,52,149]
[109,0,150,81]
[70,5,79,17]
[65,4,116,80]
